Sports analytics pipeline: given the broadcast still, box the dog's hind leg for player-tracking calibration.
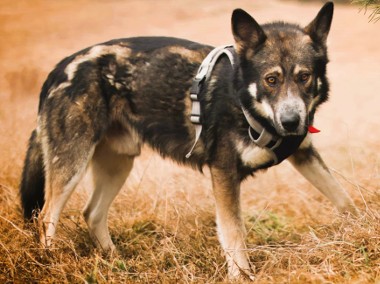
[83,138,136,252]
[288,138,357,215]
[39,137,95,247]
[210,166,254,280]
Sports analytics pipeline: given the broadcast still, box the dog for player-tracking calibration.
[20,2,356,280]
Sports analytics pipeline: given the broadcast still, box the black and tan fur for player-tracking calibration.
[20,2,356,280]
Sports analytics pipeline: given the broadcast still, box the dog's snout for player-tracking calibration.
[280,112,300,132]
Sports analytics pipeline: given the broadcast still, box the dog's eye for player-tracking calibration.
[265,76,277,86]
[299,73,310,83]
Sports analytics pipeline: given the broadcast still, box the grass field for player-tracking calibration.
[0,0,379,282]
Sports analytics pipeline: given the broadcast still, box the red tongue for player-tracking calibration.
[308,125,320,133]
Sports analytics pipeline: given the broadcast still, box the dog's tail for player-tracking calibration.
[20,129,45,220]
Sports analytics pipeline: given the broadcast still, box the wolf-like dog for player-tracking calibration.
[20,2,356,280]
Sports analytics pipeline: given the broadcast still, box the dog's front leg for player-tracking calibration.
[288,141,357,215]
[210,166,253,280]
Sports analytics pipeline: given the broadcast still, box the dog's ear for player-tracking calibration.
[231,9,266,54]
[304,2,334,44]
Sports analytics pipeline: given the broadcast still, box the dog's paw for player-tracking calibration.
[338,203,360,217]
[228,268,255,282]
[101,243,118,258]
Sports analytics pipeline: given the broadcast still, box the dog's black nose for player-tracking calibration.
[280,112,300,132]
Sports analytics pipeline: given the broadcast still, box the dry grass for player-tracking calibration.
[1,0,380,283]
[0,145,379,283]
[353,0,380,22]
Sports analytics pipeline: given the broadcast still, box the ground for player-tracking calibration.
[0,0,379,283]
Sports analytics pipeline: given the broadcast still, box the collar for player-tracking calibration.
[241,107,282,150]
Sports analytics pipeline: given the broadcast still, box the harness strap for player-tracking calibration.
[186,45,234,158]
[241,107,282,149]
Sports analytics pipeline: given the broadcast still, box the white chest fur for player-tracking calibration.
[236,140,275,168]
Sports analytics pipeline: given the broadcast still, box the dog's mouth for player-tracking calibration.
[251,95,309,137]
[272,97,308,137]
[272,109,309,137]
[274,120,308,137]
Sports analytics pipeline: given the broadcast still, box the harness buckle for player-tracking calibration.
[189,78,203,125]
[190,78,203,96]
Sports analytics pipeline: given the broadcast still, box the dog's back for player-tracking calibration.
[20,37,212,220]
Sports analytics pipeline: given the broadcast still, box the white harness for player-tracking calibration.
[185,45,281,161]
[185,45,235,158]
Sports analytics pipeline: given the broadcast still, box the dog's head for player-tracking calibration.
[232,2,333,136]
